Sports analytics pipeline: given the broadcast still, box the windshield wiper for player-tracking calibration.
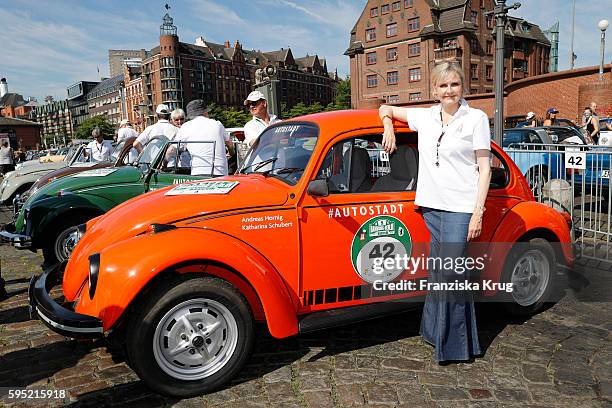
[240,157,278,173]
[262,167,304,177]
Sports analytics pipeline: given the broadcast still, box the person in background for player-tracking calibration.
[171,109,186,128]
[243,91,281,147]
[524,111,537,127]
[543,108,559,126]
[86,127,113,162]
[379,61,490,365]
[171,100,234,176]
[133,104,178,153]
[0,141,14,175]
[117,119,140,163]
[583,107,600,144]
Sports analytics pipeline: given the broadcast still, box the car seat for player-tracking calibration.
[371,145,418,191]
[328,146,373,193]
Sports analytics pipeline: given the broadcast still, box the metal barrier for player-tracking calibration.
[505,143,612,263]
[234,141,250,170]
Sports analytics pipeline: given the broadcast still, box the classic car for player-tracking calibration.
[28,110,572,397]
[0,143,94,205]
[12,136,136,214]
[1,136,214,265]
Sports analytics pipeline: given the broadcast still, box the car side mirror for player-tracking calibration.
[307,179,329,197]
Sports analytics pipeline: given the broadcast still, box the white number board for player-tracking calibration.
[565,148,586,170]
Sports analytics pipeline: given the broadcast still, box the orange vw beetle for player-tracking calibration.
[28,110,572,397]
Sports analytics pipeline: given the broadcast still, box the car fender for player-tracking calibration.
[0,173,38,202]
[29,193,116,244]
[74,227,299,338]
[479,201,573,293]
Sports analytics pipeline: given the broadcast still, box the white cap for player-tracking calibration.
[244,90,266,105]
[156,104,170,114]
[526,111,535,120]
[119,119,130,126]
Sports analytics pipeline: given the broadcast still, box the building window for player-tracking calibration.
[471,38,479,54]
[471,11,478,25]
[407,17,420,32]
[409,67,421,82]
[387,71,399,85]
[366,52,377,65]
[366,28,376,42]
[486,65,493,80]
[408,42,421,56]
[367,74,378,88]
[409,92,421,101]
[486,40,493,55]
[381,4,390,14]
[392,1,401,11]
[387,94,400,103]
[471,64,479,79]
[470,88,478,94]
[486,14,494,29]
[404,0,413,7]
[386,47,398,61]
[387,23,398,37]
[370,7,378,17]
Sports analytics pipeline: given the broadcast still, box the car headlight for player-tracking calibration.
[88,253,100,299]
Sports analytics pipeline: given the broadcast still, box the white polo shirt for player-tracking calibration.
[173,116,229,176]
[136,119,178,147]
[244,114,281,146]
[86,140,114,162]
[406,99,491,213]
[117,126,139,163]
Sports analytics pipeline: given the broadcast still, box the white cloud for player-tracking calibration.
[188,0,246,25]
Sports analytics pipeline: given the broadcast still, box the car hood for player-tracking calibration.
[65,174,289,290]
[25,162,111,200]
[12,160,66,177]
[31,166,143,198]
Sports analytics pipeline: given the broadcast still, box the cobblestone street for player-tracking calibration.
[0,206,611,407]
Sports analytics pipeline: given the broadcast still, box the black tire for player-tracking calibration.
[500,238,559,316]
[125,275,254,398]
[42,215,91,266]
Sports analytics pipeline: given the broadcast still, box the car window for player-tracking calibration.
[138,137,166,165]
[241,123,318,185]
[503,130,523,147]
[545,128,585,145]
[316,133,418,193]
[490,149,510,189]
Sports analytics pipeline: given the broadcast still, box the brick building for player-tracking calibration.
[0,117,42,150]
[0,78,38,119]
[346,0,550,107]
[66,81,99,132]
[132,12,335,121]
[87,75,125,126]
[124,65,146,132]
[30,100,73,146]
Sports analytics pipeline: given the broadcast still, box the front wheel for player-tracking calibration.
[125,275,254,398]
[500,238,559,316]
[42,216,91,265]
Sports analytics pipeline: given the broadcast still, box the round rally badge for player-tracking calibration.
[351,216,412,283]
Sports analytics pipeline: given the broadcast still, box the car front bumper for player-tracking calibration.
[29,262,103,339]
[0,226,31,248]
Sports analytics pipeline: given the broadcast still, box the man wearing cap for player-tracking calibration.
[133,104,178,153]
[86,127,113,162]
[117,119,139,163]
[543,108,559,126]
[243,90,281,147]
[171,100,234,176]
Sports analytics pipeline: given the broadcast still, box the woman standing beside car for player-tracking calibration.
[378,61,491,364]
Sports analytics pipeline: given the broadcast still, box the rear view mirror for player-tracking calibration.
[307,179,329,197]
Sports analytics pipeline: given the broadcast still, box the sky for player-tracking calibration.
[0,0,608,102]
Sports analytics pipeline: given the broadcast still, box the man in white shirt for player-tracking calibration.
[117,119,139,163]
[133,104,178,153]
[243,91,281,147]
[172,100,234,176]
[86,127,113,162]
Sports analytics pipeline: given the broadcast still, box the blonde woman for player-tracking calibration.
[379,61,491,364]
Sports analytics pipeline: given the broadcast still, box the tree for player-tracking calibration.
[74,115,115,140]
[334,76,351,109]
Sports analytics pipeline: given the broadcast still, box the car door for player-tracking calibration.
[298,131,431,311]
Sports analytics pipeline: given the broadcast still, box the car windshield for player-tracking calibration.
[138,137,166,165]
[111,140,126,162]
[545,128,585,144]
[240,123,318,185]
[64,144,82,162]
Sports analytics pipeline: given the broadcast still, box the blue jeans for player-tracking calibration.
[420,208,481,362]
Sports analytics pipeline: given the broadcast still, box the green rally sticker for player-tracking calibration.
[351,215,412,283]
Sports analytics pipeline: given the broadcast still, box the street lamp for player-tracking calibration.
[599,19,609,81]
